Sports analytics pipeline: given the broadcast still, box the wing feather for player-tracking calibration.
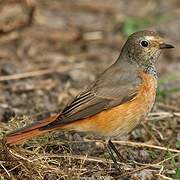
[41,61,142,130]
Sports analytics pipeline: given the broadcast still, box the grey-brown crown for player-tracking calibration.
[119,30,174,68]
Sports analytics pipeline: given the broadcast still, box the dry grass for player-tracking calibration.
[0,0,180,179]
[0,111,179,179]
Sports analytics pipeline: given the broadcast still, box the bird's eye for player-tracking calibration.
[140,40,149,47]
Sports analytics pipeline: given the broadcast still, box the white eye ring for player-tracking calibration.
[140,40,149,47]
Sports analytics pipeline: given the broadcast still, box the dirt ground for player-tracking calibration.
[0,0,179,179]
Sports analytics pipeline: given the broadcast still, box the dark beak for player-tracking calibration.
[159,43,174,49]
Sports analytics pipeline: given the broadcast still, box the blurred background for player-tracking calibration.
[0,0,179,179]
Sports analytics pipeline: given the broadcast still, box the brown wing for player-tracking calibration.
[41,61,141,130]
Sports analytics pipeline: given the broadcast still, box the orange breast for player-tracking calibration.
[62,71,157,138]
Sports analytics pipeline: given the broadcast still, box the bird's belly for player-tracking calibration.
[64,73,157,137]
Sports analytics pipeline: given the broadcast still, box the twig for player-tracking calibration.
[10,148,114,165]
[156,174,174,180]
[45,139,180,154]
[0,66,71,81]
[9,149,34,163]
[28,153,112,164]
[83,139,180,153]
[156,154,179,165]
[8,164,21,173]
[133,153,179,167]
[0,162,11,177]
[119,153,179,178]
[9,149,55,170]
[118,164,154,178]
[148,112,180,121]
[112,140,180,153]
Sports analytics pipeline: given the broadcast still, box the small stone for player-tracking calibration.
[1,63,17,75]
[132,169,154,180]
[44,173,58,180]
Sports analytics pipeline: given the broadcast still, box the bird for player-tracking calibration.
[4,30,174,166]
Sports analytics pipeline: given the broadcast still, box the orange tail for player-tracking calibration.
[4,114,59,145]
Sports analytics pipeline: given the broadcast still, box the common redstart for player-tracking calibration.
[4,30,174,165]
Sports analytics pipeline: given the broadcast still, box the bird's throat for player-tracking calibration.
[144,65,157,78]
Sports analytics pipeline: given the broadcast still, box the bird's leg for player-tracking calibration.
[105,139,124,172]
[108,139,125,162]
[106,141,119,166]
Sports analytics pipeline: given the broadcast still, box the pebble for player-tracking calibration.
[1,63,17,75]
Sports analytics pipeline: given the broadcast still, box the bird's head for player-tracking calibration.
[121,30,174,68]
